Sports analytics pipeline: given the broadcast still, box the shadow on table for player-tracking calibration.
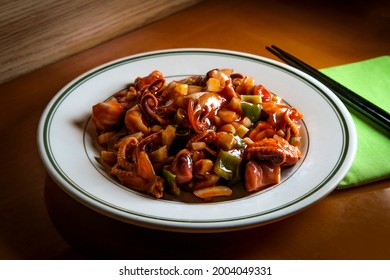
[44,175,303,260]
[45,174,390,260]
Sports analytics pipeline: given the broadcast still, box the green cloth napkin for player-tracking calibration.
[320,56,390,189]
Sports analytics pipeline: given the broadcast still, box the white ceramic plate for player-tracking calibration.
[38,48,356,232]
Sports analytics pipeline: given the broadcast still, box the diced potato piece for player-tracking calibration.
[149,145,168,163]
[206,77,221,92]
[227,96,243,114]
[191,141,206,151]
[217,132,236,150]
[213,115,224,127]
[162,125,176,149]
[174,83,188,95]
[217,109,240,123]
[219,124,236,134]
[193,159,214,175]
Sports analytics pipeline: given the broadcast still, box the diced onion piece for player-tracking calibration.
[236,124,249,138]
[193,186,233,199]
[243,137,254,146]
[241,116,253,128]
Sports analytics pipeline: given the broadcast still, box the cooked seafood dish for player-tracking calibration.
[92,69,303,201]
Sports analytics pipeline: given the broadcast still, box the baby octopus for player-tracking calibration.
[92,68,304,201]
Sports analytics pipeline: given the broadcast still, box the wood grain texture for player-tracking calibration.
[0,0,203,84]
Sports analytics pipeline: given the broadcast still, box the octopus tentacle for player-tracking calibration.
[140,92,170,125]
[116,136,139,170]
[246,145,287,165]
[111,164,144,187]
[137,130,163,152]
[111,162,163,198]
[147,78,166,95]
[111,131,164,198]
[284,108,300,137]
[138,77,176,126]
[187,92,225,133]
[92,69,304,200]
[284,126,291,142]
[135,150,164,198]
[186,129,216,148]
[246,137,301,166]
[134,71,164,91]
[187,98,209,133]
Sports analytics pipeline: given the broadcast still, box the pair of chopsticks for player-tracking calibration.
[266,45,390,135]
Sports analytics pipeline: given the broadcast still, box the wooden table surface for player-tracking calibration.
[1,0,389,260]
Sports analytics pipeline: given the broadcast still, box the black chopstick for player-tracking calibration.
[266,45,390,135]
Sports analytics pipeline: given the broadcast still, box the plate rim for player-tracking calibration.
[38,48,357,232]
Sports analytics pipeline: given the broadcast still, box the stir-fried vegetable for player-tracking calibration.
[214,149,242,184]
[241,101,262,123]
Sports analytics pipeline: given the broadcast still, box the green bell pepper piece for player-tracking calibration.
[214,149,242,184]
[241,101,262,123]
[163,166,180,196]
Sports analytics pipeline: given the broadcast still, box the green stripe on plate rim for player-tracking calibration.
[42,49,350,224]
